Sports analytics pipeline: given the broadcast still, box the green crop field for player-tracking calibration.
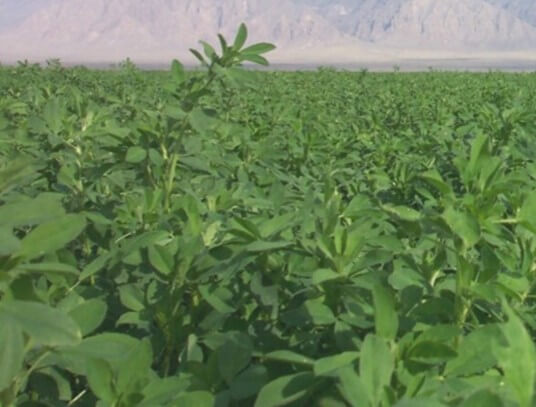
[2,25,536,406]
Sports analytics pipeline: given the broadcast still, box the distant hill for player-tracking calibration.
[1,0,535,64]
[339,0,536,49]
[485,0,536,26]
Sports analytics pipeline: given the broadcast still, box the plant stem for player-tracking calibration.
[164,153,179,213]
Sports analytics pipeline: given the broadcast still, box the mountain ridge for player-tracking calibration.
[1,0,536,63]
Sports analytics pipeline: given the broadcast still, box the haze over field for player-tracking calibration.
[1,0,536,66]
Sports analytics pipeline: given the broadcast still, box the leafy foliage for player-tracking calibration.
[2,22,536,407]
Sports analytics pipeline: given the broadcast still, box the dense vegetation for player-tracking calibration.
[2,25,536,406]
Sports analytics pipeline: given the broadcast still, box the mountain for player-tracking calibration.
[1,0,536,64]
[486,0,536,26]
[0,0,52,29]
[12,0,347,46]
[0,0,358,62]
[340,0,536,49]
[291,0,536,49]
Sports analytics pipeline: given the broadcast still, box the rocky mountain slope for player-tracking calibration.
[345,0,536,49]
[1,0,535,63]
[486,0,536,26]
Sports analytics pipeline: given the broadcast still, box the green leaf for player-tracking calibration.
[0,193,65,228]
[116,311,145,327]
[0,301,81,346]
[34,366,73,401]
[263,350,315,367]
[231,217,262,240]
[217,34,228,53]
[246,240,293,253]
[125,146,147,163]
[250,272,278,307]
[258,213,295,238]
[442,207,480,248]
[395,399,447,407]
[466,133,490,179]
[460,389,503,407]
[18,214,86,260]
[240,54,269,66]
[258,212,296,238]
[282,299,336,326]
[0,318,25,391]
[175,391,215,406]
[218,332,253,385]
[445,324,500,376]
[0,227,20,256]
[305,300,337,325]
[199,285,236,314]
[79,252,111,282]
[0,158,41,196]
[418,324,461,343]
[312,269,343,285]
[139,377,191,407]
[120,231,170,257]
[148,244,174,276]
[337,366,370,407]
[419,169,454,198]
[314,352,359,377]
[519,190,536,230]
[388,265,427,290]
[188,108,220,134]
[171,59,185,84]
[231,365,269,400]
[233,23,248,50]
[43,98,63,134]
[200,40,217,61]
[68,299,107,336]
[360,334,394,407]
[241,43,276,55]
[86,359,115,402]
[408,341,457,364]
[254,372,315,407]
[67,333,140,366]
[118,284,145,312]
[383,204,421,222]
[373,284,399,341]
[190,48,208,66]
[116,339,153,394]
[17,262,78,278]
[494,303,536,407]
